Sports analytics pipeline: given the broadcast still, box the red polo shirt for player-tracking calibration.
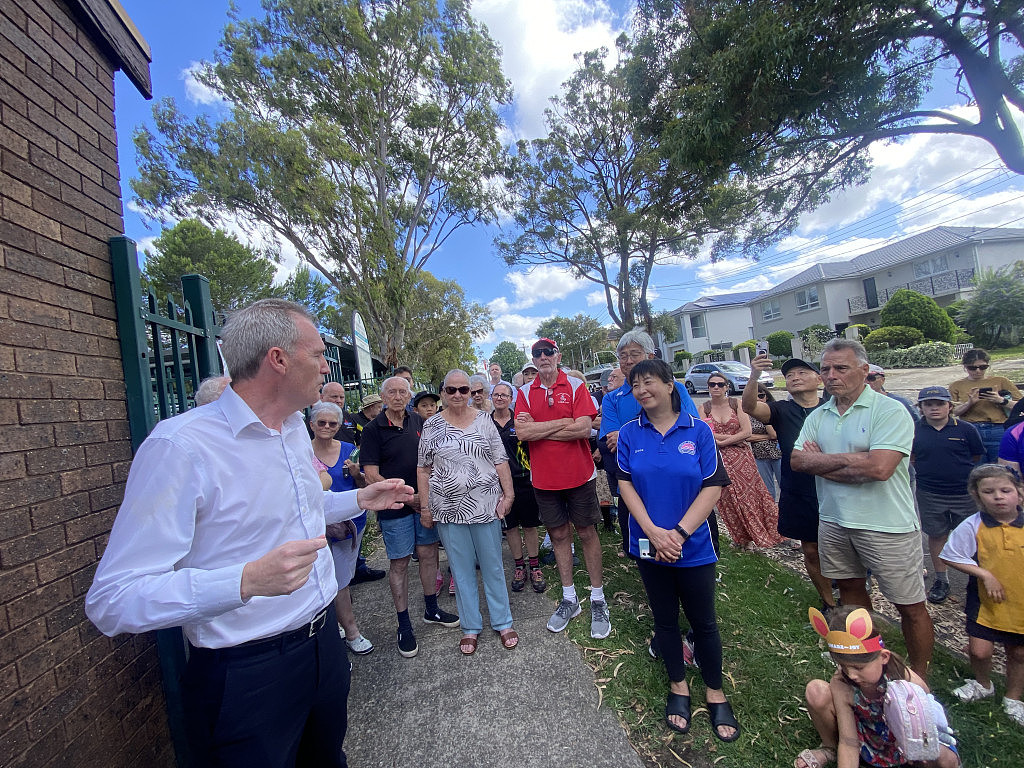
[514,370,597,491]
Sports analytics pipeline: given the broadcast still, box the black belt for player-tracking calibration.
[189,607,331,661]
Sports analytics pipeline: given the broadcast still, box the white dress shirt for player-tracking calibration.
[85,385,363,648]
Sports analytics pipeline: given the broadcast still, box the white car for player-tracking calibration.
[684,361,775,395]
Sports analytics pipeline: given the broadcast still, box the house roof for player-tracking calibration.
[673,290,765,314]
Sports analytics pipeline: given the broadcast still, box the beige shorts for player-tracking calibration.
[818,521,926,605]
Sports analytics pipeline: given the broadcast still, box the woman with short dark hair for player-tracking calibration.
[950,348,1022,462]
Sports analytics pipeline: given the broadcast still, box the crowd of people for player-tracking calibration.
[82,296,1024,767]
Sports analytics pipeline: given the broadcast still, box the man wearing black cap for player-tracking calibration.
[742,353,834,613]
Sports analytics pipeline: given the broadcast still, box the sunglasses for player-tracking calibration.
[866,374,883,382]
[316,420,339,428]
[470,389,484,396]
[444,386,471,395]
[707,381,728,388]
[966,364,990,371]
[547,391,555,407]
[532,348,557,357]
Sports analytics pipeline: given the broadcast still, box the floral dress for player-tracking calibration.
[702,403,783,548]
[851,676,902,767]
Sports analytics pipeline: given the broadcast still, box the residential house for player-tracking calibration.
[665,291,762,359]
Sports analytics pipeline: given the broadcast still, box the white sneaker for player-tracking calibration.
[952,678,995,702]
[1004,697,1024,726]
[347,634,374,655]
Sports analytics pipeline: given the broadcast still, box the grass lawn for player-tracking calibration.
[988,344,1024,362]
[552,528,1024,768]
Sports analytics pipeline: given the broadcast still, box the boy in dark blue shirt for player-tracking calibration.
[911,386,985,604]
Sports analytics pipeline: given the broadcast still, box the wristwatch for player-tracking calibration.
[674,525,690,541]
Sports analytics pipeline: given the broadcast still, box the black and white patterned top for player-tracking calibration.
[418,410,508,524]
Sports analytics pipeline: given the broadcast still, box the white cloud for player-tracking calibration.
[472,0,625,139]
[181,62,223,105]
[585,289,605,306]
[478,311,554,349]
[503,264,587,308]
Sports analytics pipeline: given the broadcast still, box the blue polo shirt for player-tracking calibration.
[616,411,729,568]
[912,417,984,495]
[600,380,700,439]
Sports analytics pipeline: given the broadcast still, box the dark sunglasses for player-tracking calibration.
[707,381,728,388]
[470,389,484,396]
[966,364,990,371]
[316,420,339,428]
[532,348,557,357]
[444,386,471,395]
[866,374,883,382]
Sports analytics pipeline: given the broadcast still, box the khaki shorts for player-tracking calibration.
[534,479,601,530]
[818,521,926,605]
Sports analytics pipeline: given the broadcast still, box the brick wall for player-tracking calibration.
[0,1,174,765]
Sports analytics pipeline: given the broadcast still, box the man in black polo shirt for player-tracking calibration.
[742,355,835,613]
[360,376,458,657]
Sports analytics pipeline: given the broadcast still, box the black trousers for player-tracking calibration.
[183,605,350,768]
[637,560,723,689]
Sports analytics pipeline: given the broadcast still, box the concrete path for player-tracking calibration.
[344,548,644,768]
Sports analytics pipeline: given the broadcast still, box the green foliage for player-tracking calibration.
[488,341,528,379]
[142,219,278,310]
[277,264,334,327]
[847,323,870,340]
[132,0,511,365]
[864,325,926,351]
[766,330,795,357]
[649,310,678,345]
[674,350,693,363]
[957,262,1024,348]
[732,339,756,353]
[879,289,956,342]
[799,324,835,358]
[870,342,956,368]
[535,314,610,370]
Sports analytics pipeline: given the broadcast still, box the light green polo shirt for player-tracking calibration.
[795,385,917,532]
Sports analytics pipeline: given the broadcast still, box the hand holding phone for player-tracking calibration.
[638,538,655,559]
[755,340,769,357]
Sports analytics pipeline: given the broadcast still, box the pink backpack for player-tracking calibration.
[883,679,952,761]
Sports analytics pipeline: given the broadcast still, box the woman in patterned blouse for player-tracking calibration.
[417,369,518,655]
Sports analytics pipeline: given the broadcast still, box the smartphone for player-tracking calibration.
[755,340,769,357]
[979,387,993,393]
[638,538,655,559]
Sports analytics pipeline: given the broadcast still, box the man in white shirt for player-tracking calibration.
[85,299,414,768]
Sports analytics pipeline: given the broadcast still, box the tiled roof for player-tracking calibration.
[673,290,765,313]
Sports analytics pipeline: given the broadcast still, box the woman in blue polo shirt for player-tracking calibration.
[616,359,739,742]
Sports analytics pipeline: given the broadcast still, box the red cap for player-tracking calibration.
[531,338,558,353]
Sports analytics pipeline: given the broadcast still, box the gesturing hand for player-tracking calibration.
[241,536,328,600]
[356,478,415,511]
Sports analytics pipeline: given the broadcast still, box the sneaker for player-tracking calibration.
[530,567,547,593]
[337,623,346,639]
[590,599,611,639]
[546,598,581,632]
[347,635,374,655]
[423,608,460,628]
[927,579,950,604]
[511,566,527,592]
[448,573,456,596]
[350,567,386,584]
[397,627,418,658]
[1003,697,1024,726]
[952,679,995,703]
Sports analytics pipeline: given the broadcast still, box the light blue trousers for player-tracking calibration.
[436,519,513,634]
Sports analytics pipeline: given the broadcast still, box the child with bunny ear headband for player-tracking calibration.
[794,606,960,768]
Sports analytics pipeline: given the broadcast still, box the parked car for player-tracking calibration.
[683,361,775,395]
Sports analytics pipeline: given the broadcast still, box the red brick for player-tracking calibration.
[50,377,103,399]
[0,562,38,603]
[6,296,70,330]
[2,424,53,452]
[15,626,79,685]
[0,519,63,565]
[0,453,25,480]
[0,474,60,514]
[25,445,84,475]
[30,491,89,528]
[52,420,106,446]
[36,540,94,583]
[18,399,79,424]
[14,347,76,375]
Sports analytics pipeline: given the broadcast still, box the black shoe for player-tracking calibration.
[423,608,460,628]
[540,551,556,566]
[927,579,950,604]
[397,627,418,658]
[350,567,386,585]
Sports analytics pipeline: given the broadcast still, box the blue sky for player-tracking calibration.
[114,1,1024,361]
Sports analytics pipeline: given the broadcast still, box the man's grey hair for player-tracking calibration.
[194,375,230,406]
[443,369,470,388]
[310,401,343,423]
[220,299,316,382]
[379,375,411,395]
[469,374,487,392]
[822,337,869,365]
[616,328,655,355]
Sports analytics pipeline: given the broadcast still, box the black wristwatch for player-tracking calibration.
[674,525,690,541]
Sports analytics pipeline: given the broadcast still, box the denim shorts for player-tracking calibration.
[379,513,440,560]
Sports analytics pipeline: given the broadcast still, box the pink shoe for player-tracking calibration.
[435,569,444,596]
[448,573,456,596]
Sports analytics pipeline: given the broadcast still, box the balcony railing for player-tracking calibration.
[848,268,975,314]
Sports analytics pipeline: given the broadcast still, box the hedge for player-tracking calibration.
[869,342,956,368]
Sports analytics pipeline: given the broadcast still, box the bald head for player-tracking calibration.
[321,381,346,407]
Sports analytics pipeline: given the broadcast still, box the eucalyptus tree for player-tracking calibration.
[133,0,511,365]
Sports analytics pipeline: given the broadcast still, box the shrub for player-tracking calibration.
[869,342,956,369]
[799,324,835,358]
[674,350,693,363]
[766,330,795,357]
[847,323,870,339]
[864,325,925,351]
[878,289,957,342]
[732,339,757,353]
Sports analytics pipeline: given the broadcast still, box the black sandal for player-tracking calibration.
[665,692,691,734]
[707,700,741,742]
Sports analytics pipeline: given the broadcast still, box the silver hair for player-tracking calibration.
[469,374,488,391]
[194,375,230,406]
[310,401,343,423]
[822,337,869,365]
[443,369,470,387]
[220,299,316,382]
[379,375,411,396]
[616,328,655,355]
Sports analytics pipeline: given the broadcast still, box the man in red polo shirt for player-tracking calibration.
[514,338,610,639]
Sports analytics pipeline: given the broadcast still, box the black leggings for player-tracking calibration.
[637,560,723,689]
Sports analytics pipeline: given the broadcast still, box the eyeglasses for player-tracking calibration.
[866,374,883,382]
[491,392,511,399]
[316,420,339,428]
[443,386,471,395]
[966,364,990,371]
[470,389,484,396]
[532,348,557,357]
[707,381,728,388]
[618,350,645,362]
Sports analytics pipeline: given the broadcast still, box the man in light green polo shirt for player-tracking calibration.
[792,338,934,678]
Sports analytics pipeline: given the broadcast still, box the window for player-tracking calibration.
[761,298,781,322]
[913,254,950,279]
[711,342,732,351]
[796,286,819,312]
[689,313,707,338]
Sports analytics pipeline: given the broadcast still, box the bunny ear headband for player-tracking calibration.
[808,607,885,655]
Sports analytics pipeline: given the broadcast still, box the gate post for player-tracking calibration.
[181,273,221,380]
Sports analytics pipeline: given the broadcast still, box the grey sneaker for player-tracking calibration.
[952,678,995,702]
[546,598,581,632]
[590,599,611,639]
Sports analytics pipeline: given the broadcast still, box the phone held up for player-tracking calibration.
[755,340,769,357]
